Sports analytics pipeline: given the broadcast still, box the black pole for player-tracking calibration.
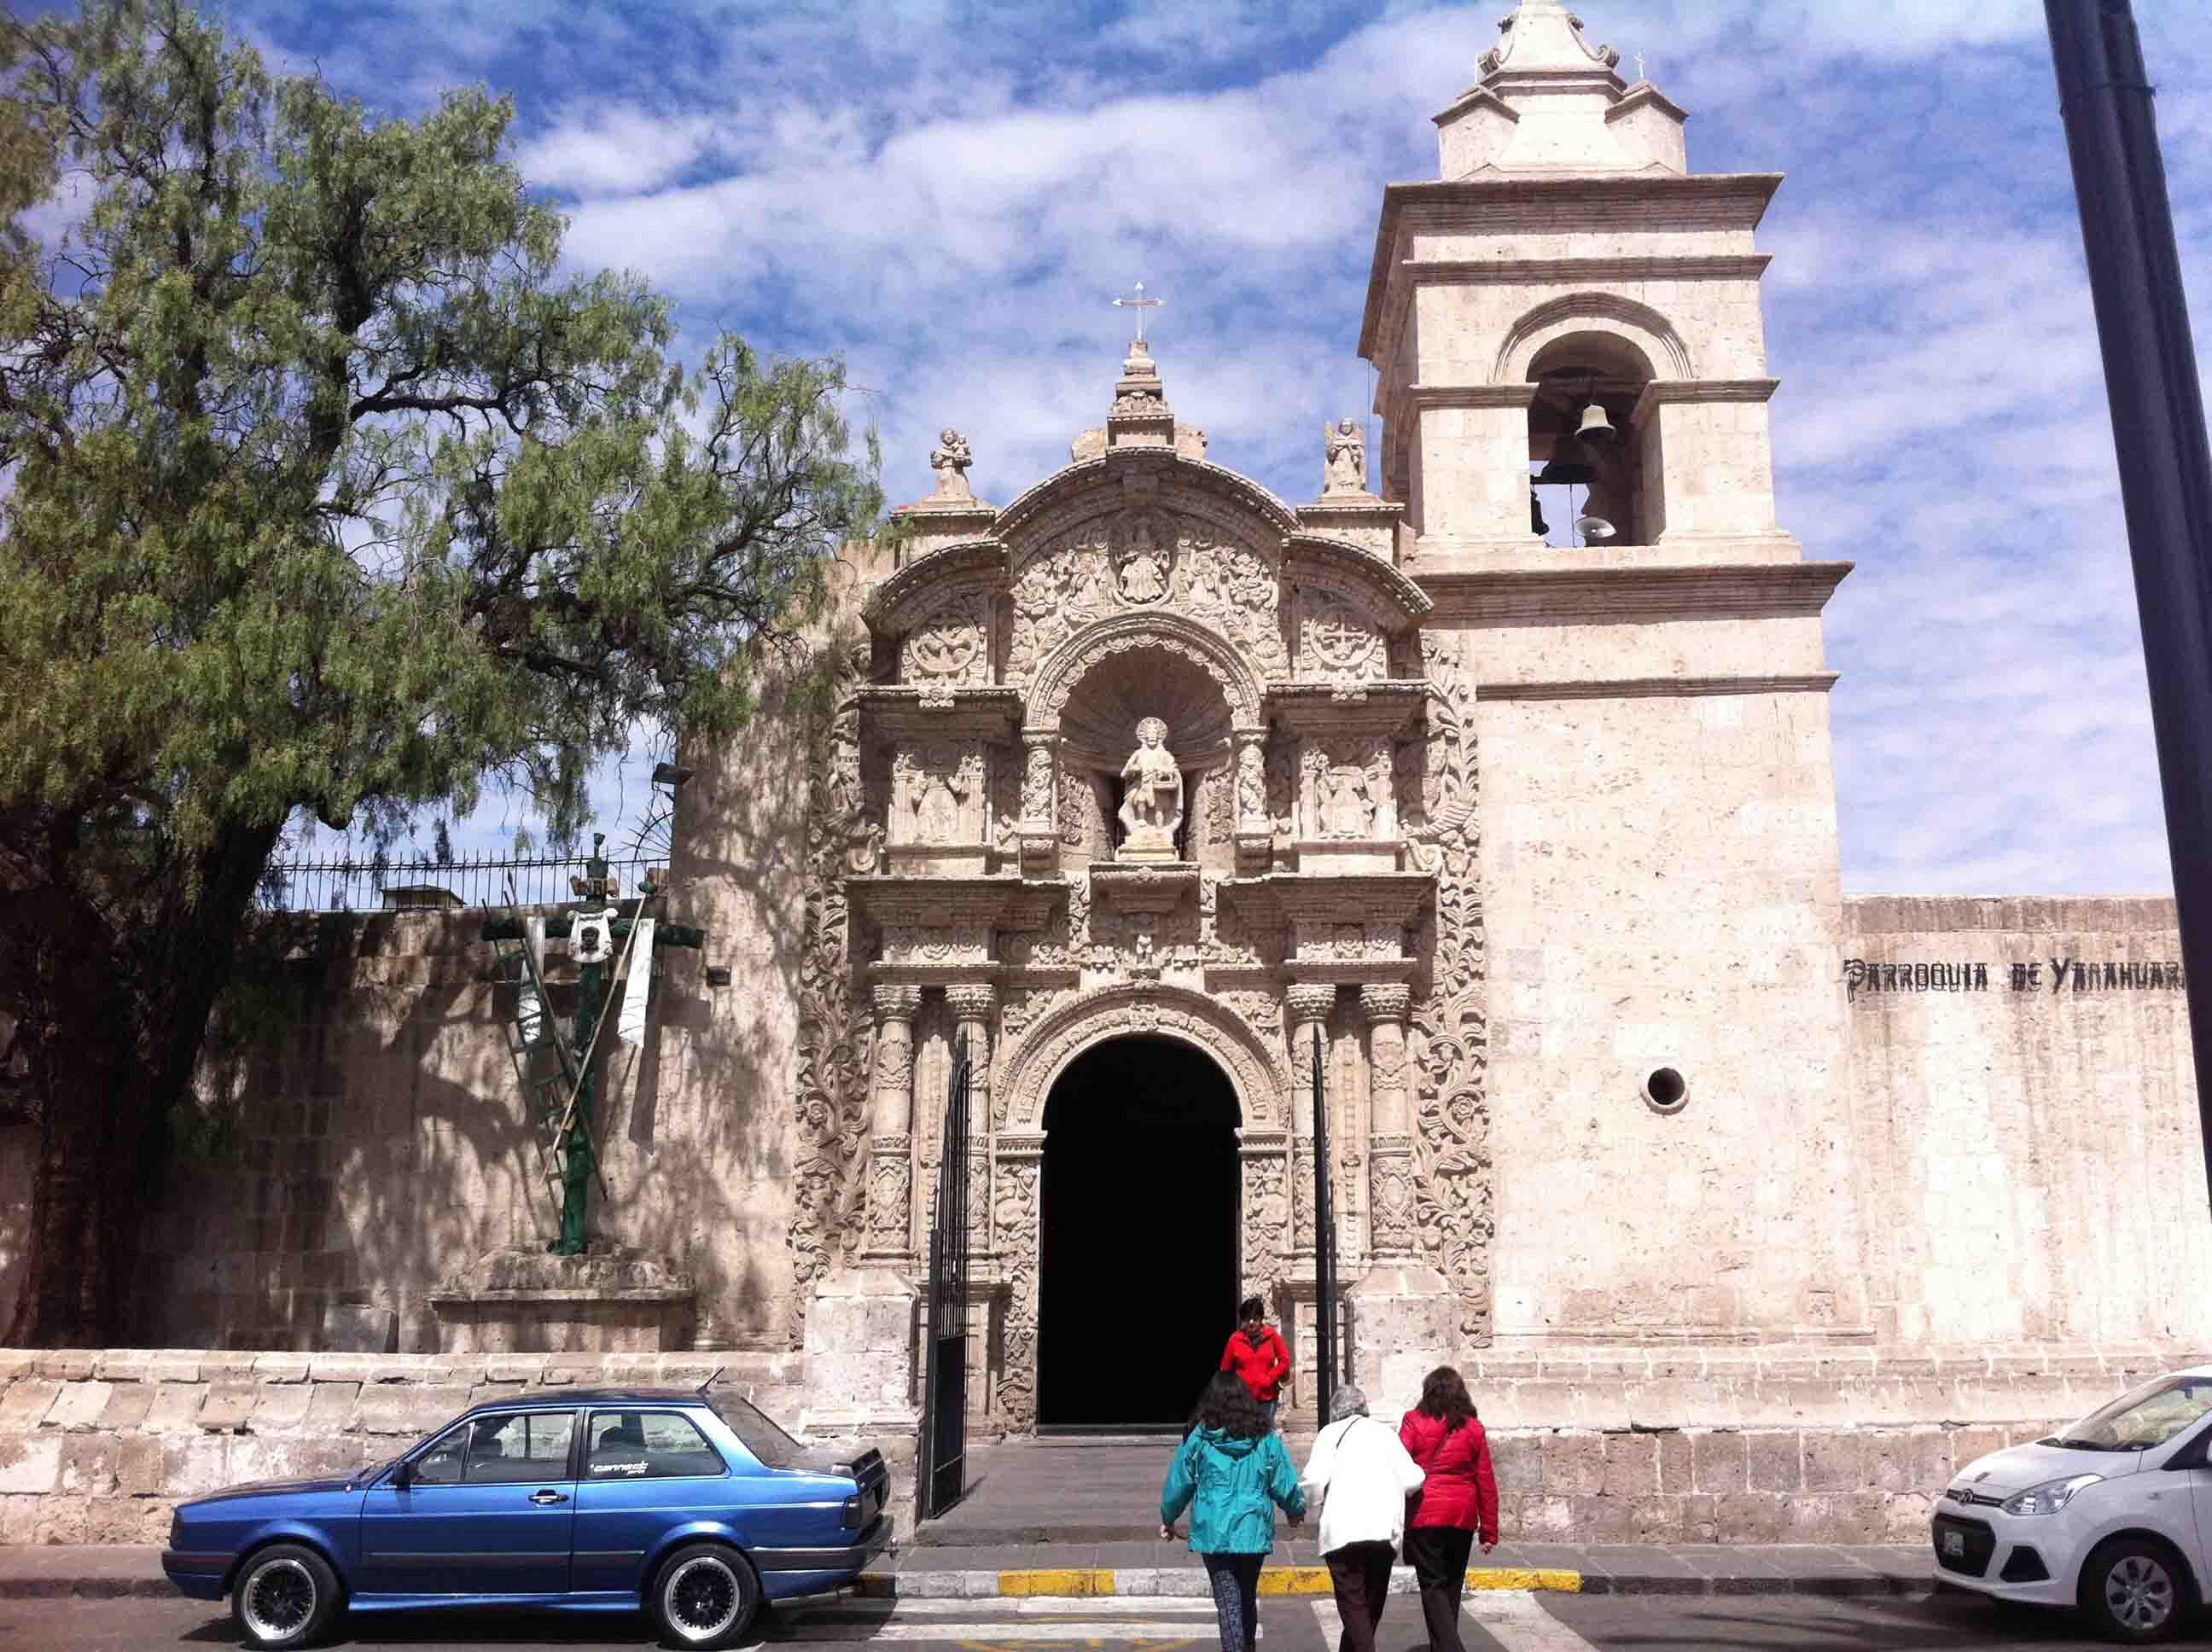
[2045,0,2212,1217]
[1312,1026,1336,1428]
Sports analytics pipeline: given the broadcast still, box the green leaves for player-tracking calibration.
[0,0,883,862]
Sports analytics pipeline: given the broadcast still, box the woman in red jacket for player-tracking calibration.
[1398,1366,1499,1652]
[1218,1295,1291,1426]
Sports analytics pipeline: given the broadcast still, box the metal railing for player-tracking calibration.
[255,850,660,913]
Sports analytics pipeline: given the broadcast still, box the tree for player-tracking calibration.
[0,0,885,1345]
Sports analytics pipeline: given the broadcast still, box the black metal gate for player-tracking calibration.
[1311,1025,1340,1426]
[917,1033,973,1521]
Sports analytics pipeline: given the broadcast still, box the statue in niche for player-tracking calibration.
[1117,717,1185,858]
[1318,759,1376,839]
[1324,417,1367,494]
[1117,518,1169,604]
[916,746,966,843]
[1237,742,1266,821]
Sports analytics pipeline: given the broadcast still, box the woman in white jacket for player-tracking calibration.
[1299,1385,1426,1652]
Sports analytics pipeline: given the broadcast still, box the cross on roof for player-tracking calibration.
[1113,281,1164,345]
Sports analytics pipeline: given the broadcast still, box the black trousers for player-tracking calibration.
[1403,1526,1476,1652]
[1324,1541,1395,1652]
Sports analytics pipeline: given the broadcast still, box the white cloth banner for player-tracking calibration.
[617,918,655,1046]
[518,915,548,1047]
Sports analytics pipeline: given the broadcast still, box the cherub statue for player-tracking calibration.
[1117,717,1184,856]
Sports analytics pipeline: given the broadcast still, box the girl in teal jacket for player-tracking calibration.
[1161,1372,1307,1652]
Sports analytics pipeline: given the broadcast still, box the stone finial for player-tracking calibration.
[1481,0,1621,79]
[1322,416,1370,497]
[928,428,975,503]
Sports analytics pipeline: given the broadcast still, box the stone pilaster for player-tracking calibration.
[1348,977,1455,1416]
[942,983,997,1266]
[861,986,923,1264]
[1361,984,1417,1262]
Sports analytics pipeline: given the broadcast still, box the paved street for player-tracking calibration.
[9,1586,2212,1652]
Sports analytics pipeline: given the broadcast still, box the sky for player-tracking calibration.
[49,0,2212,895]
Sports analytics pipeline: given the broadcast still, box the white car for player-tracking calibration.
[1936,1366,2212,1642]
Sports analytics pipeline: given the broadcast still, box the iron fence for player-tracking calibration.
[255,850,660,914]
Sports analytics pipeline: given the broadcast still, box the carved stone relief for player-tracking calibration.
[1406,631,1492,1343]
[785,634,875,1343]
[1301,597,1383,686]
[992,1153,1042,1426]
[902,592,990,689]
[1240,1148,1290,1304]
[1303,740,1387,839]
[1007,516,1288,687]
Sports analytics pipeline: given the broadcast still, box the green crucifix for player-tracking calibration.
[482,835,706,1254]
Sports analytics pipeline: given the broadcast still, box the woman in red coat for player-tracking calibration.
[1398,1366,1499,1652]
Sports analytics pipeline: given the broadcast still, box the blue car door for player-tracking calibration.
[357,1408,579,1596]
[570,1407,735,1595]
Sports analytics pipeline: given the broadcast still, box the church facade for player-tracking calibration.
[7,3,2207,1532]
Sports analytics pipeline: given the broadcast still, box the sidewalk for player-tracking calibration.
[0,1540,1934,1601]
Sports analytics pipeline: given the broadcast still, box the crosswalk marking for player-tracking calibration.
[812,1600,1217,1617]
[759,1624,1209,1642]
[1311,1591,1601,1652]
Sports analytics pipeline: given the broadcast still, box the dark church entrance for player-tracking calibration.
[1038,1035,1239,1429]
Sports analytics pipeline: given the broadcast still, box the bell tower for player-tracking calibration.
[1364,3,1871,1344]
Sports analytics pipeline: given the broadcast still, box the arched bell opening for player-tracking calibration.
[1054,640,1236,866]
[1037,1034,1241,1428]
[1527,330,1656,548]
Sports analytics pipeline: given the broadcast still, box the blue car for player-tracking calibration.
[160,1384,893,1649]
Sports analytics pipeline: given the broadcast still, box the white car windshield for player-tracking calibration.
[2053,1376,2212,1451]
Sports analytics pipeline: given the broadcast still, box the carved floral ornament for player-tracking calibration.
[998,982,1290,1131]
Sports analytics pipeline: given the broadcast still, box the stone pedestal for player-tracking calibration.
[428,1246,695,1353]
[800,1267,921,1439]
[1348,1259,1458,1418]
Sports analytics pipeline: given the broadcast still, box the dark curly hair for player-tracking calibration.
[1415,1365,1477,1434]
[1192,1370,1270,1440]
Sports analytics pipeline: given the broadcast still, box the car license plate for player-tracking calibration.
[1942,1530,1965,1557]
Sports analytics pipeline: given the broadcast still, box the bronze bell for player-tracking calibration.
[1535,454,1597,487]
[1575,400,1620,443]
[1531,494,1549,538]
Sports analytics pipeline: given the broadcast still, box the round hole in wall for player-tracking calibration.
[1643,1067,1688,1114]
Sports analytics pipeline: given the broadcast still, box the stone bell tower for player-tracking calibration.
[1363,2,1871,1344]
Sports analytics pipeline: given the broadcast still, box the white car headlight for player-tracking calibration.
[2000,1473,2104,1516]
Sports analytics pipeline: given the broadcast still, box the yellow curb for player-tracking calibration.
[1465,1567,1583,1593]
[1256,1566,1334,1595]
[998,1568,1114,1597]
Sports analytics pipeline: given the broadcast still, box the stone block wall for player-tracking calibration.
[1463,1341,2193,1544]
[1846,897,2209,1347]
[0,1349,813,1547]
[0,1341,2191,1546]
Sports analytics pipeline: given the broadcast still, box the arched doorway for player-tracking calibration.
[1038,1034,1239,1429]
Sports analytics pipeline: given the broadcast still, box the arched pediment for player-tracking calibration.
[1000,983,1291,1131]
[1028,610,1266,730]
[992,450,1302,550]
[1284,534,1433,631]
[1493,292,1692,382]
[862,539,1005,637]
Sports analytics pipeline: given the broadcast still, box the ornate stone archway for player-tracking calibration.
[989,985,1293,1427]
[999,981,1291,1130]
[1027,609,1266,731]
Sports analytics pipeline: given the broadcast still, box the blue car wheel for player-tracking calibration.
[650,1541,760,1650]
[231,1543,341,1650]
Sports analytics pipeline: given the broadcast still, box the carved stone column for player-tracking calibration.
[946,983,997,1133]
[1361,984,1417,1262]
[1019,730,1058,875]
[861,986,923,1264]
[1231,724,1273,873]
